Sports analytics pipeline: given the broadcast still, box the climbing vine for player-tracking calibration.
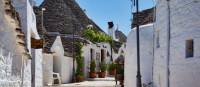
[75,42,84,78]
[82,28,113,44]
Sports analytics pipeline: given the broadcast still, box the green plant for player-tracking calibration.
[82,28,113,44]
[117,66,124,75]
[108,62,116,72]
[75,42,84,78]
[90,60,96,72]
[100,61,107,72]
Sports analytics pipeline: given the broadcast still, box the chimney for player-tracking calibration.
[108,22,114,29]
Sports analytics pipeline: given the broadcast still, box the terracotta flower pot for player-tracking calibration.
[98,71,106,78]
[89,71,96,78]
[117,74,124,81]
[76,75,84,82]
[109,69,116,76]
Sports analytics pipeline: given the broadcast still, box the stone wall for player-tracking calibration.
[125,24,154,87]
[0,0,31,86]
[153,0,200,87]
[31,49,43,87]
[43,54,53,85]
[0,47,32,87]
[0,48,21,87]
[82,42,118,78]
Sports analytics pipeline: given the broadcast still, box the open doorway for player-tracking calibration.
[101,49,105,62]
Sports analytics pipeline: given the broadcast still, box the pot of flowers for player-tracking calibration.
[89,60,96,78]
[108,62,116,76]
[99,61,107,78]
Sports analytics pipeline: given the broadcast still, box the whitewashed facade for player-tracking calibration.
[82,42,113,78]
[0,0,42,86]
[12,0,43,87]
[125,24,154,87]
[125,0,200,87]
[153,0,200,87]
[43,36,73,85]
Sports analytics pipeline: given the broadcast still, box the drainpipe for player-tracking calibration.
[166,0,171,87]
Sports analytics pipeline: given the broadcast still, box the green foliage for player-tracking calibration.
[75,42,84,77]
[100,61,107,72]
[90,59,96,72]
[108,62,116,72]
[82,28,113,43]
[116,66,124,75]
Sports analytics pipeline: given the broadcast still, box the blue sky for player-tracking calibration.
[35,0,154,35]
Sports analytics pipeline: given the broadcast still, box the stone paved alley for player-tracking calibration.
[48,81,117,87]
[45,78,120,87]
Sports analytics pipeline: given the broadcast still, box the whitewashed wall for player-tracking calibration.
[43,54,53,86]
[154,0,200,87]
[0,47,32,87]
[0,48,21,87]
[12,1,43,87]
[82,42,113,78]
[51,36,73,84]
[125,24,154,87]
[12,0,40,54]
[22,59,32,87]
[31,49,43,87]
[60,56,73,83]
[0,0,32,87]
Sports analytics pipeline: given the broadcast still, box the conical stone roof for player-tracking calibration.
[35,0,104,35]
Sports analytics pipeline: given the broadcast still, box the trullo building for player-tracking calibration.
[153,0,200,87]
[125,0,200,87]
[125,8,154,87]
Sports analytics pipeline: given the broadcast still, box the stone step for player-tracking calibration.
[87,77,115,81]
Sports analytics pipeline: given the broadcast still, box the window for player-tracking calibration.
[186,39,194,58]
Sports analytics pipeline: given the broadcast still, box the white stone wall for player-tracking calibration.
[154,0,200,87]
[50,36,73,84]
[0,47,32,87]
[0,0,32,86]
[12,0,40,54]
[82,42,114,78]
[0,48,21,87]
[31,49,43,87]
[0,0,21,54]
[60,56,73,83]
[43,54,53,86]
[125,24,154,87]
[153,1,169,87]
[22,59,32,87]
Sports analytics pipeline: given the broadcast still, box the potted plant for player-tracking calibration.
[108,62,116,76]
[75,42,84,82]
[76,69,84,82]
[75,56,84,82]
[99,61,107,78]
[116,65,124,87]
[89,59,96,78]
